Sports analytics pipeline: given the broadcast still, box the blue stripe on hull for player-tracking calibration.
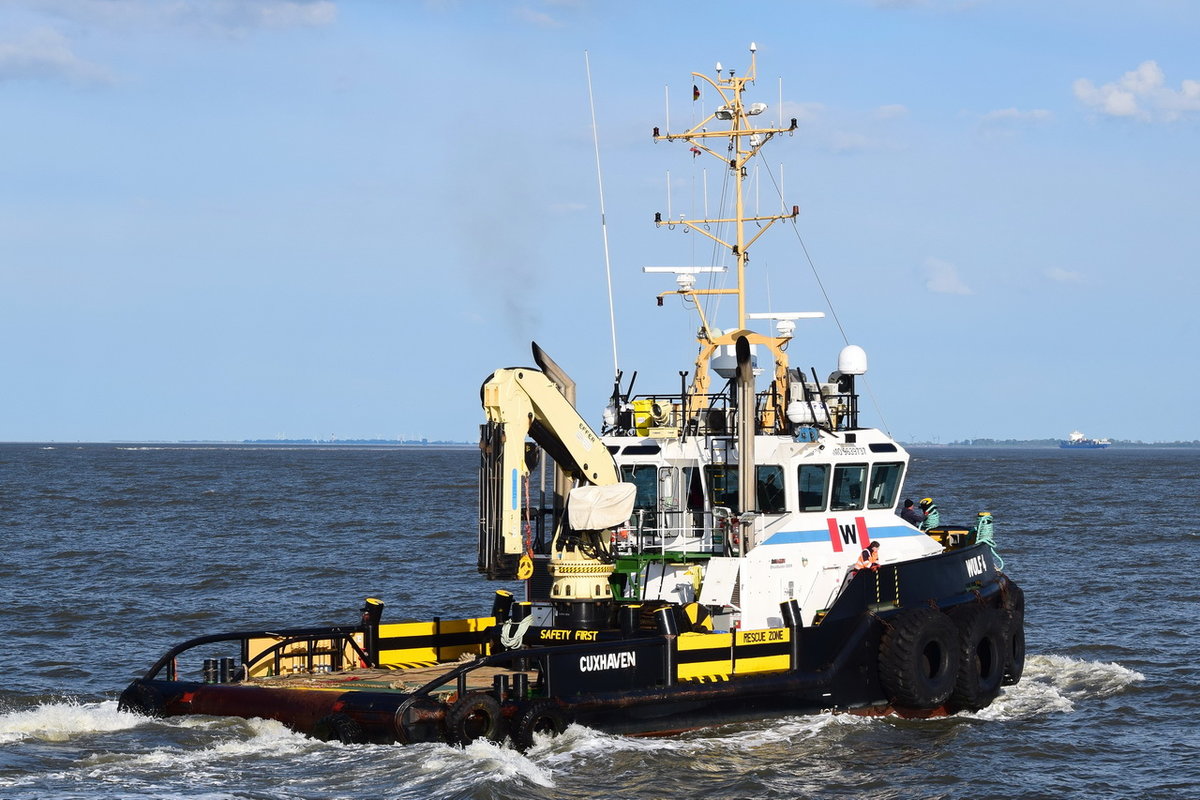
[763,525,916,546]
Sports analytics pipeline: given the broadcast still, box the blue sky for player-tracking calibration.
[2,0,1197,443]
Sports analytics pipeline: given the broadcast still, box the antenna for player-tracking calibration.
[585,51,619,379]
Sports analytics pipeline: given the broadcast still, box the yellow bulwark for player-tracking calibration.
[245,634,364,679]
[376,616,494,668]
[733,627,791,674]
[676,632,733,681]
[675,626,792,682]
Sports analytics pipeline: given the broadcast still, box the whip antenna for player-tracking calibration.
[585,50,620,378]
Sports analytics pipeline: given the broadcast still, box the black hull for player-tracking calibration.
[120,545,1023,747]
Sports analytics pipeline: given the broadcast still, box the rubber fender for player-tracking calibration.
[312,712,365,745]
[999,608,1026,686]
[948,604,1006,711]
[393,697,444,745]
[512,698,568,752]
[1003,580,1025,621]
[445,692,505,746]
[877,607,960,710]
[117,681,166,718]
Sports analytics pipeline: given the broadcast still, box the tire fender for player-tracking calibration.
[312,712,365,745]
[948,604,1006,711]
[117,681,166,718]
[513,698,568,752]
[1000,608,1026,686]
[445,692,505,746]
[877,607,960,709]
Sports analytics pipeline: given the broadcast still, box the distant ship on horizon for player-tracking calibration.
[1060,430,1111,449]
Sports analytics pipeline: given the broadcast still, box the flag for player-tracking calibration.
[693,84,700,101]
[690,146,701,158]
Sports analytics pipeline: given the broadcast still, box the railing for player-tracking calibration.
[140,624,370,682]
[614,508,726,557]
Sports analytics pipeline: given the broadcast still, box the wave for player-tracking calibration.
[418,738,556,791]
[0,699,139,744]
[966,653,1144,721]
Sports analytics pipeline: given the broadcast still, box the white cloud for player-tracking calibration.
[981,107,1052,123]
[923,258,973,295]
[1046,267,1083,284]
[0,27,112,85]
[875,103,909,119]
[976,107,1052,138]
[26,0,337,35]
[830,131,877,153]
[514,6,564,28]
[1074,60,1200,122]
[781,101,825,124]
[786,101,905,153]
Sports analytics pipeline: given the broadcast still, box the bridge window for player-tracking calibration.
[619,464,657,510]
[830,464,867,511]
[868,462,904,509]
[757,465,786,514]
[797,464,830,511]
[702,464,787,513]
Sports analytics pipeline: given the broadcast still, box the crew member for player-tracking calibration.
[899,498,923,526]
[919,497,940,531]
[855,541,880,571]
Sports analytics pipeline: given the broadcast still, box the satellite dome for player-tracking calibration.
[838,345,867,376]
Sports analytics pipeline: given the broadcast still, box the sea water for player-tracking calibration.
[0,444,1195,799]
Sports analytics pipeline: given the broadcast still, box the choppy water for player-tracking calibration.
[0,443,1195,799]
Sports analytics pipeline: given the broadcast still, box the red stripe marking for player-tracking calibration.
[827,517,842,552]
[856,517,871,549]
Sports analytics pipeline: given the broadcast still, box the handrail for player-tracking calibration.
[141,624,367,681]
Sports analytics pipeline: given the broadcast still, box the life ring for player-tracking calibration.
[948,604,1005,711]
[312,712,365,745]
[877,607,960,709]
[512,698,567,752]
[1000,608,1026,686]
[445,692,505,746]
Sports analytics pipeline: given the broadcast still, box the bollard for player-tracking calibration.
[780,599,803,670]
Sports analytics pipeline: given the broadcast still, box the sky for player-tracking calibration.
[2,0,1198,443]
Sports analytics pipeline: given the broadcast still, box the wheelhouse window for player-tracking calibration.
[619,464,657,511]
[756,465,786,514]
[705,465,738,512]
[703,464,787,513]
[797,464,830,511]
[868,462,904,509]
[830,464,867,511]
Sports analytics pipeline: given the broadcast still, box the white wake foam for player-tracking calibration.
[419,738,555,790]
[0,699,139,744]
[969,653,1144,721]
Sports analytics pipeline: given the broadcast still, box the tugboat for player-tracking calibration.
[1060,431,1110,449]
[120,46,1025,748]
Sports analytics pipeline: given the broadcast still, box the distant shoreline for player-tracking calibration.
[3,438,1196,449]
[0,440,476,447]
[906,439,1200,449]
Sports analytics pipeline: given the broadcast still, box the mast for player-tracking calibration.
[651,43,801,433]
